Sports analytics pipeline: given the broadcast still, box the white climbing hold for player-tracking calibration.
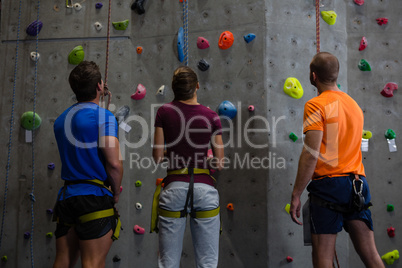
[30,52,40,62]
[156,85,165,95]
[135,203,142,210]
[94,22,103,31]
[73,3,82,11]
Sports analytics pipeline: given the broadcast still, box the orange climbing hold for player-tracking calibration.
[218,31,234,50]
[226,203,234,211]
[136,46,143,54]
[156,178,163,186]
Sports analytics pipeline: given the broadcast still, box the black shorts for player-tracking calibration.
[54,195,116,240]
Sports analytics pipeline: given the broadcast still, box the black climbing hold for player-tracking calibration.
[113,255,121,262]
[197,59,210,71]
[131,0,146,15]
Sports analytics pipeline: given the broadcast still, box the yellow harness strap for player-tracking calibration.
[150,168,218,233]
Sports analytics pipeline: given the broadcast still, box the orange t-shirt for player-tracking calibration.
[303,90,365,179]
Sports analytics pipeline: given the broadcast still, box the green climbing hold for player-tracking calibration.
[289,132,298,142]
[358,59,371,71]
[68,45,85,65]
[112,20,129,30]
[46,232,53,238]
[321,10,337,25]
[362,130,372,139]
[135,180,142,187]
[337,84,341,89]
[1,256,7,262]
[385,129,396,139]
[20,111,42,130]
[387,204,394,212]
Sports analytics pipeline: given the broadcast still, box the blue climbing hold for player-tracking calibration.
[26,20,43,36]
[218,101,237,119]
[95,3,103,9]
[243,33,256,43]
[177,27,184,62]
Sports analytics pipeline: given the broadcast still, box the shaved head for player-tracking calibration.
[310,52,339,85]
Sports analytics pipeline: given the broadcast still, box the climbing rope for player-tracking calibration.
[315,0,320,53]
[29,1,41,266]
[0,0,22,254]
[182,0,189,66]
[101,0,112,110]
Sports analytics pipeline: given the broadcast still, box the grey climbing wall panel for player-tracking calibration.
[0,0,401,267]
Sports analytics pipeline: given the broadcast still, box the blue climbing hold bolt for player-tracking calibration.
[243,33,256,43]
[289,132,298,142]
[218,101,237,119]
[135,180,142,187]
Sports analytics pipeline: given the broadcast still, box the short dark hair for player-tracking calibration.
[69,61,102,102]
[310,52,339,84]
[172,66,198,101]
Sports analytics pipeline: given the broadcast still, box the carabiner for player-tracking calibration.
[353,178,363,195]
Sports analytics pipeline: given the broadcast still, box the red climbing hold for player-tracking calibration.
[136,46,143,54]
[387,227,395,238]
[354,0,364,5]
[131,84,146,100]
[197,37,210,49]
[359,36,367,51]
[376,18,388,25]
[286,256,293,263]
[218,31,234,50]
[381,82,398,98]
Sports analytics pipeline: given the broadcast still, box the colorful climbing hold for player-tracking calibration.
[218,31,234,50]
[1,256,7,262]
[362,130,372,139]
[385,129,396,140]
[285,204,290,214]
[20,111,41,130]
[358,59,371,71]
[387,227,395,238]
[381,82,398,98]
[26,20,43,36]
[46,232,53,238]
[46,209,54,214]
[133,225,145,234]
[387,204,394,212]
[359,36,367,51]
[95,3,103,9]
[321,11,337,25]
[197,37,210,49]
[156,85,165,96]
[135,202,143,210]
[136,46,143,54]
[24,232,31,239]
[177,27,184,62]
[73,3,82,11]
[243,33,256,43]
[135,180,142,187]
[131,0,147,15]
[197,59,210,71]
[289,132,298,142]
[30,52,40,62]
[226,203,234,211]
[286,256,293,263]
[94,22,103,31]
[112,255,121,262]
[120,186,123,193]
[112,20,129,31]
[381,250,399,265]
[48,162,55,170]
[131,84,147,100]
[156,178,163,186]
[354,0,364,5]
[68,45,85,65]
[248,105,255,112]
[218,101,237,119]
[376,17,388,26]
[283,77,303,99]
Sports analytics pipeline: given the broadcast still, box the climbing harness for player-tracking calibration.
[315,0,320,53]
[182,0,189,66]
[0,0,23,254]
[54,179,122,241]
[150,168,220,233]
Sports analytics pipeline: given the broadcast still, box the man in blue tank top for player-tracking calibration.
[53,61,123,268]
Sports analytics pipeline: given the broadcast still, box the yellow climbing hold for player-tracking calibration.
[285,204,290,214]
[362,130,372,139]
[381,250,399,265]
[283,77,303,99]
[321,11,337,25]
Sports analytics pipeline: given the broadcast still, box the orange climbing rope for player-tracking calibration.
[315,0,320,53]
[102,0,112,109]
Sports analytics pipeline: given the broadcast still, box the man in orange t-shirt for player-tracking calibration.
[290,52,384,268]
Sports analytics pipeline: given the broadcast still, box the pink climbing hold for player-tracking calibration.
[197,37,210,49]
[131,84,146,100]
[376,17,388,25]
[248,105,255,112]
[133,225,145,234]
[354,0,364,5]
[286,256,293,263]
[381,82,398,98]
[387,227,395,238]
[207,149,216,175]
[359,36,367,51]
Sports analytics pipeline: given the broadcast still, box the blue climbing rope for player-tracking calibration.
[182,0,189,66]
[30,1,41,267]
[0,0,23,254]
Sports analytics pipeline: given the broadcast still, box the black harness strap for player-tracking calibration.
[181,167,196,218]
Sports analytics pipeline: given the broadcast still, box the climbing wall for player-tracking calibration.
[0,0,401,267]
